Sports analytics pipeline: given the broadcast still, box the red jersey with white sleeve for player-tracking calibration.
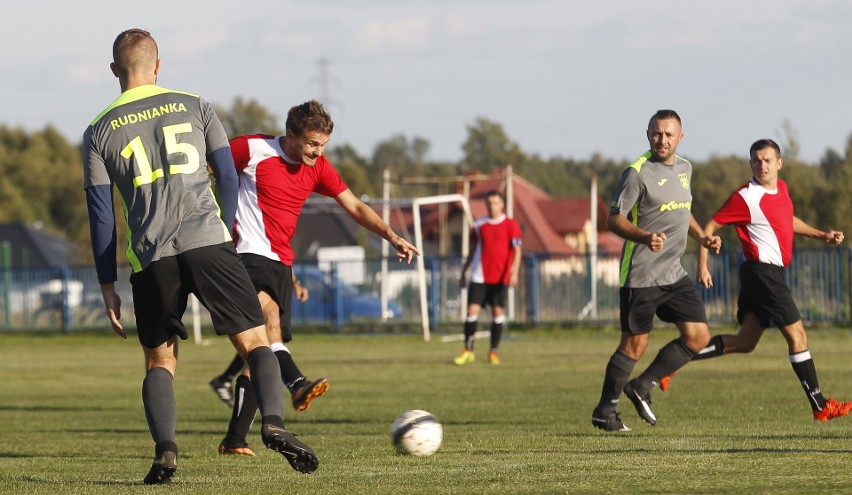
[713,178,794,268]
[469,214,523,284]
[230,134,348,266]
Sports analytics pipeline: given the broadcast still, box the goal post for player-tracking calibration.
[412,194,474,342]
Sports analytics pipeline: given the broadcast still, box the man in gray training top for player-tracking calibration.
[83,28,318,483]
[591,109,721,432]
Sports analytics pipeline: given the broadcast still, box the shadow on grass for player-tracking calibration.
[15,475,141,487]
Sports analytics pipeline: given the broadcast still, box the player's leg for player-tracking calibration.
[455,283,484,365]
[130,258,185,484]
[693,312,764,359]
[779,320,852,420]
[218,372,258,455]
[141,339,180,484]
[592,285,655,431]
[487,285,508,364]
[257,290,329,412]
[209,353,244,407]
[187,244,318,473]
[625,278,709,426]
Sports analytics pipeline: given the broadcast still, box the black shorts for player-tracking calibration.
[737,261,801,328]
[130,243,265,349]
[619,276,707,334]
[468,282,508,309]
[240,253,294,342]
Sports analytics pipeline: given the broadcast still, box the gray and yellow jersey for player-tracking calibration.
[83,84,231,272]
[610,151,694,288]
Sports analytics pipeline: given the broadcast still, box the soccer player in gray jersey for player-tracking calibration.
[83,29,318,483]
[591,109,721,432]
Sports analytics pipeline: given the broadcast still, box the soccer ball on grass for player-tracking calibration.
[390,409,443,456]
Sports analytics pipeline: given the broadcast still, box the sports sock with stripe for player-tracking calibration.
[634,338,696,394]
[223,375,258,447]
[690,335,726,361]
[597,351,636,415]
[790,350,826,411]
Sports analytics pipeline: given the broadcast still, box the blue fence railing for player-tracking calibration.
[1,247,849,332]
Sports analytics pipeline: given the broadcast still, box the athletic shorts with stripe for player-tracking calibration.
[468,282,508,309]
[619,276,707,334]
[737,261,801,328]
[130,243,264,349]
[239,253,295,343]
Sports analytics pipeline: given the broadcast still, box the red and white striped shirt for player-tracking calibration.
[713,178,794,267]
[230,134,348,265]
[469,214,523,284]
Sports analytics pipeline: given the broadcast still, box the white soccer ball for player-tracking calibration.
[390,409,443,456]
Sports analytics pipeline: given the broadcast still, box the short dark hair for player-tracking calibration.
[485,190,503,202]
[648,109,681,128]
[286,100,334,137]
[749,139,781,159]
[112,28,157,76]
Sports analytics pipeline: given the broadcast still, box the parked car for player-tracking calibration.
[291,266,402,324]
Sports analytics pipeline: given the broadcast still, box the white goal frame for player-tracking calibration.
[412,194,474,342]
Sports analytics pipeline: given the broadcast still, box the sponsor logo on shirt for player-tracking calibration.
[659,200,691,212]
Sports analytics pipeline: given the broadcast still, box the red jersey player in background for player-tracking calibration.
[454,190,522,365]
[683,138,850,421]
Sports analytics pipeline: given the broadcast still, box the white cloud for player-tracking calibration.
[355,18,432,54]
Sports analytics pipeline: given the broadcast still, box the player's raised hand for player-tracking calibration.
[824,230,844,245]
[646,231,666,252]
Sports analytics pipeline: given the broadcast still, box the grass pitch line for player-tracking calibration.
[439,330,491,343]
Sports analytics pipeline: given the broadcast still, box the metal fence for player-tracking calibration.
[1,247,850,332]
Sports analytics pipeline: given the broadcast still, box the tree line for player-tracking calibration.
[2,97,851,264]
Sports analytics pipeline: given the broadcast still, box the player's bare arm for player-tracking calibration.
[697,218,723,288]
[792,216,845,245]
[606,212,666,252]
[334,188,421,263]
[688,214,722,254]
[509,244,522,287]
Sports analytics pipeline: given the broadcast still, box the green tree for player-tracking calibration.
[0,124,89,262]
[214,97,283,137]
[327,144,375,197]
[460,117,526,172]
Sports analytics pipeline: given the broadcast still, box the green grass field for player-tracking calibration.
[2,327,852,494]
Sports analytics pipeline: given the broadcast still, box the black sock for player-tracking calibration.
[691,335,726,361]
[490,321,504,351]
[246,346,285,420]
[155,440,178,458]
[790,350,826,411]
[463,319,477,351]
[634,339,696,394]
[219,354,245,382]
[597,351,636,415]
[275,349,304,392]
[223,375,258,447]
[142,367,176,445]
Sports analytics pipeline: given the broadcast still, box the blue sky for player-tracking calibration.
[3,0,851,164]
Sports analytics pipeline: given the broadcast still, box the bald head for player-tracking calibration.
[111,28,159,90]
